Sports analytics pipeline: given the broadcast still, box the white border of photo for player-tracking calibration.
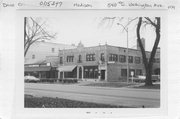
[14,10,167,119]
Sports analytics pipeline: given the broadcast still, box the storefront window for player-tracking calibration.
[121,69,127,77]
[136,69,142,76]
[84,66,98,79]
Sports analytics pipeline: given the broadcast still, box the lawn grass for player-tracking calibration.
[133,84,160,89]
[25,95,128,108]
[82,82,134,88]
[82,82,160,89]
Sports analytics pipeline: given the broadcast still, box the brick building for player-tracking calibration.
[58,42,160,82]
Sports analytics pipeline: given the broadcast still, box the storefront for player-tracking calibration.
[83,66,98,79]
[25,64,58,79]
[58,65,100,80]
[58,65,77,79]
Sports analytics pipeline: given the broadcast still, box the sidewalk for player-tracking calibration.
[76,81,160,91]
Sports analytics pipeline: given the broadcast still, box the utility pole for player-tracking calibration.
[117,18,129,83]
[126,27,129,83]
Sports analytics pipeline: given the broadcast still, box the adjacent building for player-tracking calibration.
[24,41,76,79]
[25,56,59,79]
[25,41,76,64]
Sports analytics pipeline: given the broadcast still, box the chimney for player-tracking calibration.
[137,38,145,50]
[77,41,84,48]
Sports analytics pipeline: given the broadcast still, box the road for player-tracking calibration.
[25,83,160,108]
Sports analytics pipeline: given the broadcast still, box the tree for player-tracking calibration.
[24,17,56,57]
[137,17,160,86]
[99,17,161,86]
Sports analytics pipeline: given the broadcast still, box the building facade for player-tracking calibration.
[24,41,76,79]
[25,56,59,79]
[58,43,160,82]
[25,41,76,64]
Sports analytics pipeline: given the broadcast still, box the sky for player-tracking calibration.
[35,11,160,51]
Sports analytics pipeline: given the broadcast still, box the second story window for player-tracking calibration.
[67,56,74,62]
[154,58,160,63]
[135,56,141,64]
[32,54,35,59]
[78,55,82,63]
[109,54,118,62]
[60,57,63,64]
[100,53,105,62]
[52,48,55,53]
[128,56,133,63]
[86,54,95,61]
[119,55,126,63]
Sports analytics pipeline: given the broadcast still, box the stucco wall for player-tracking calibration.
[25,41,76,63]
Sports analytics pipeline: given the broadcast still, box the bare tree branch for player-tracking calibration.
[136,17,161,86]
[98,16,161,86]
[145,17,157,27]
[124,17,138,29]
[24,17,56,57]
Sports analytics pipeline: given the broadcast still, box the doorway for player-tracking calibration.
[101,70,105,80]
[79,67,82,79]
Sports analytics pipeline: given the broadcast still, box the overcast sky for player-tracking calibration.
[37,11,160,51]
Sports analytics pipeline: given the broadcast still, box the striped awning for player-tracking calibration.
[58,65,76,72]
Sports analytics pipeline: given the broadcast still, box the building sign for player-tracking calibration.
[99,65,106,70]
[47,63,51,66]
[28,65,39,67]
[107,61,115,64]
[131,71,134,77]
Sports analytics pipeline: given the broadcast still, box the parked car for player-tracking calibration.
[132,75,146,83]
[24,76,40,83]
[133,75,160,83]
[152,75,160,82]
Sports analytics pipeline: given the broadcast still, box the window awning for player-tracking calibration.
[25,66,52,72]
[58,65,77,72]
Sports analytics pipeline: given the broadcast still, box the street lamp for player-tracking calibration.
[117,21,129,83]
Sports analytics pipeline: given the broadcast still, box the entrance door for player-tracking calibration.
[79,67,82,79]
[60,72,63,79]
[101,70,105,80]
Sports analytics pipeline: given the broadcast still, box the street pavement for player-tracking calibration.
[24,83,160,108]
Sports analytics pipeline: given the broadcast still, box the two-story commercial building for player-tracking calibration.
[58,42,160,82]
